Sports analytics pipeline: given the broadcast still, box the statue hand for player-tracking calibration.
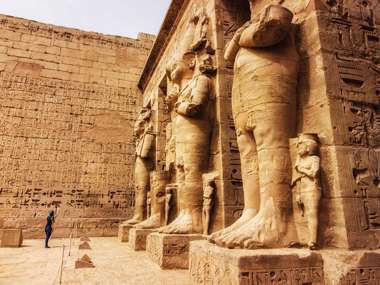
[175,102,189,115]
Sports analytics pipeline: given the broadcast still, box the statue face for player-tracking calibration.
[170,61,186,83]
[204,185,214,197]
[297,139,310,156]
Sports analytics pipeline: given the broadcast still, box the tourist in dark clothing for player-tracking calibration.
[45,210,55,248]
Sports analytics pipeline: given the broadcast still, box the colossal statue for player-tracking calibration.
[210,4,300,248]
[158,54,214,234]
[122,107,154,225]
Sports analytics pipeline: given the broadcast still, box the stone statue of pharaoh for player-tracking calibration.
[123,107,154,225]
[292,134,321,249]
[202,179,216,235]
[210,3,300,248]
[158,54,214,234]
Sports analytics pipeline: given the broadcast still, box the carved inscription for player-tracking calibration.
[339,266,380,285]
[351,150,380,230]
[239,267,324,285]
[0,15,153,51]
[163,241,188,256]
[0,72,137,215]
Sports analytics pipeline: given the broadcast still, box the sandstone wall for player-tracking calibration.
[0,14,154,238]
[315,0,380,249]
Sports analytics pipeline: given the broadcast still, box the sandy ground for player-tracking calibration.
[0,237,191,285]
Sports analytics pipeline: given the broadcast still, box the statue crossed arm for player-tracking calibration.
[175,75,210,117]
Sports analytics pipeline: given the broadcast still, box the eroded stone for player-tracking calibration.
[146,232,205,269]
[118,224,133,243]
[128,228,155,251]
[0,229,23,247]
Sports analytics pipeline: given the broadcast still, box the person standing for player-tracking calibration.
[45,210,55,248]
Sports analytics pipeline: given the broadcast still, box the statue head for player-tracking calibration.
[203,179,216,198]
[297,134,319,156]
[165,185,176,196]
[147,192,151,204]
[198,54,216,76]
[134,107,152,137]
[166,53,195,83]
[156,190,166,205]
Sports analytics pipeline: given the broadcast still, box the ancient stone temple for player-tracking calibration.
[1,0,380,284]
[119,0,380,283]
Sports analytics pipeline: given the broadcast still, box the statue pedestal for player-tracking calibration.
[146,232,205,269]
[189,241,324,285]
[189,241,380,285]
[0,229,23,247]
[118,223,133,243]
[129,228,156,251]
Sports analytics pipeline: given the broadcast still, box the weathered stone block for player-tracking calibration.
[146,232,205,269]
[1,229,23,247]
[324,251,380,285]
[128,228,155,251]
[118,224,133,243]
[189,241,324,285]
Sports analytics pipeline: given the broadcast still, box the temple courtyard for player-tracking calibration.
[0,237,190,285]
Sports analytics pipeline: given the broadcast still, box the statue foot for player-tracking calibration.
[216,198,294,249]
[122,215,143,226]
[308,242,318,250]
[158,211,194,234]
[135,214,161,229]
[208,208,257,243]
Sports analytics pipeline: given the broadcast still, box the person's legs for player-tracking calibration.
[45,228,52,248]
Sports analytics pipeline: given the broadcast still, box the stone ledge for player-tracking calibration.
[190,241,323,285]
[189,240,380,285]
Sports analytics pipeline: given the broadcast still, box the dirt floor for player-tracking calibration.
[0,237,191,285]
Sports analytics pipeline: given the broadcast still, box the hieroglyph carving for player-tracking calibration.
[210,4,300,249]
